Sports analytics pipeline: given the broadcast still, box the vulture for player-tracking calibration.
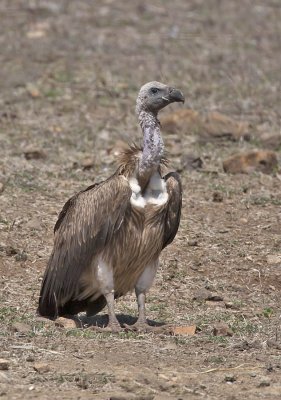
[38,81,184,331]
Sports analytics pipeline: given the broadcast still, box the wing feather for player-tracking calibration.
[38,174,131,317]
[162,172,182,249]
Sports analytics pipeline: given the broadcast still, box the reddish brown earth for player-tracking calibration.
[0,1,281,399]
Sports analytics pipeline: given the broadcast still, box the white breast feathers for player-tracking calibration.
[129,172,168,208]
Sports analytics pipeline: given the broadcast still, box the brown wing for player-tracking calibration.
[38,174,131,318]
[162,172,182,249]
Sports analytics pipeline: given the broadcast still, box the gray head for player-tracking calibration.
[136,81,184,115]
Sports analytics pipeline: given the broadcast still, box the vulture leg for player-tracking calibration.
[96,258,121,332]
[125,259,158,332]
[104,292,122,332]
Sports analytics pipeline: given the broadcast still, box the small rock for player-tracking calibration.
[26,83,41,98]
[224,375,236,383]
[250,372,257,377]
[0,359,9,371]
[260,133,281,151]
[213,322,233,337]
[80,157,95,170]
[225,302,240,310]
[26,355,35,362]
[34,363,50,374]
[266,255,281,265]
[15,252,28,262]
[193,289,212,301]
[209,294,224,301]
[258,379,270,387]
[181,153,203,171]
[24,148,47,160]
[188,239,198,246]
[171,325,197,336]
[223,150,278,174]
[55,317,78,329]
[213,191,223,202]
[0,182,4,194]
[193,289,223,302]
[11,322,31,334]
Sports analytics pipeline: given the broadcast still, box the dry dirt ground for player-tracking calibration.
[1,1,281,399]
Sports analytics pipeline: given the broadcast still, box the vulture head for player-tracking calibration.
[136,81,185,115]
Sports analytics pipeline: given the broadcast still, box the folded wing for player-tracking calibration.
[38,174,131,318]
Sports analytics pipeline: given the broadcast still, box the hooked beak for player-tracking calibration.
[168,88,185,103]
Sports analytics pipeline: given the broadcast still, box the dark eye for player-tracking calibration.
[151,87,159,94]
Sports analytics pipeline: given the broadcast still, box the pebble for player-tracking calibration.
[0,359,9,371]
[34,363,50,374]
[213,322,233,337]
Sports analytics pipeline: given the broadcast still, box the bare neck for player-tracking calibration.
[138,110,164,182]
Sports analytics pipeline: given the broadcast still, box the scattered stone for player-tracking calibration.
[24,148,47,160]
[26,355,35,362]
[266,255,281,265]
[0,359,9,371]
[55,317,79,329]
[33,363,50,374]
[225,302,240,310]
[188,239,199,246]
[193,289,212,301]
[15,252,28,262]
[223,150,278,174]
[258,378,270,387]
[213,322,233,337]
[213,191,223,202]
[260,133,281,151]
[224,375,236,383]
[193,289,223,302]
[209,294,224,301]
[11,322,31,334]
[180,153,203,171]
[250,372,257,377]
[0,182,4,194]
[171,325,197,336]
[80,157,95,170]
[26,83,41,98]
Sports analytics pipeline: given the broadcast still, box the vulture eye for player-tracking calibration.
[150,87,159,94]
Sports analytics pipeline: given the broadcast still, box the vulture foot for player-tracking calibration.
[90,321,122,333]
[124,321,155,333]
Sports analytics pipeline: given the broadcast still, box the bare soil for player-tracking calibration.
[0,1,281,399]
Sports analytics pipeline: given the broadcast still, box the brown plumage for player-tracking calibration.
[38,82,184,331]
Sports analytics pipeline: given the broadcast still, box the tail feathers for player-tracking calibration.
[38,291,107,319]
